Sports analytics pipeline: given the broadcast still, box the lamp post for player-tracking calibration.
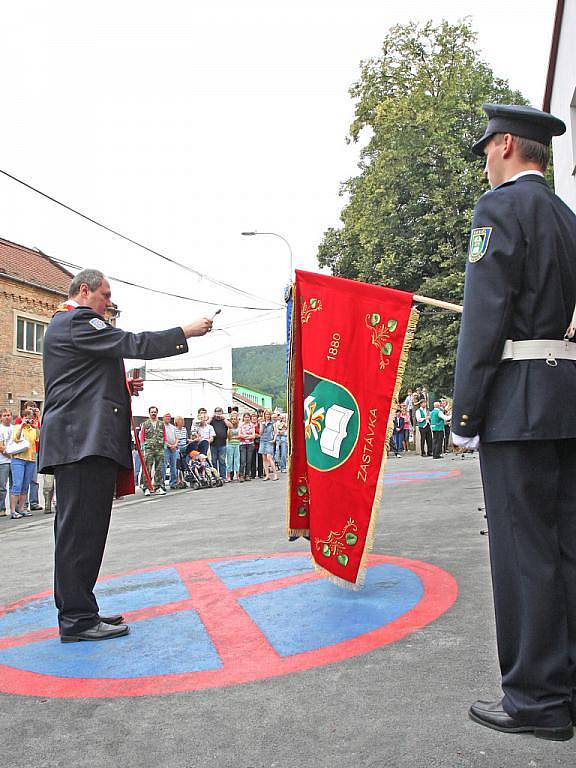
[241,231,293,283]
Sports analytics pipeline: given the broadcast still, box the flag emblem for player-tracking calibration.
[303,373,359,471]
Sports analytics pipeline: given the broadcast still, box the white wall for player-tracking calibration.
[550,0,576,212]
[126,335,233,418]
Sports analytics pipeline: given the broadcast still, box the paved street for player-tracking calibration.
[0,452,573,768]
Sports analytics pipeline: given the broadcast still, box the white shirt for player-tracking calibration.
[0,424,13,464]
[506,170,545,183]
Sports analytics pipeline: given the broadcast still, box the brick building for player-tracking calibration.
[0,237,73,415]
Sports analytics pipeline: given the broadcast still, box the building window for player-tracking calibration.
[16,316,47,354]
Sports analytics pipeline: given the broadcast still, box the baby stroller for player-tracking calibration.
[184,450,223,489]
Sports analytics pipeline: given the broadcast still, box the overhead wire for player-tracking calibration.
[0,167,281,308]
[48,254,282,311]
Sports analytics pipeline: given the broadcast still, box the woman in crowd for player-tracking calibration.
[259,409,278,480]
[226,411,241,481]
[10,407,40,518]
[400,403,411,452]
[238,412,255,482]
[274,414,288,472]
[250,412,264,479]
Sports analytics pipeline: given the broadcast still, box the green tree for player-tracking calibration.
[317,19,527,393]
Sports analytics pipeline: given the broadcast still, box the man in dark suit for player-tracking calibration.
[40,269,213,642]
[452,105,576,740]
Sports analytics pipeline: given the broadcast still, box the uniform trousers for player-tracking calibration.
[142,444,164,491]
[53,456,118,636]
[480,439,576,726]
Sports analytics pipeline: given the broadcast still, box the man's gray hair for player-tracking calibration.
[68,269,105,298]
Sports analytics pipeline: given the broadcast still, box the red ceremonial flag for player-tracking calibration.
[287,270,418,587]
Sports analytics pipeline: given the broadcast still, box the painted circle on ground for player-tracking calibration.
[0,553,458,698]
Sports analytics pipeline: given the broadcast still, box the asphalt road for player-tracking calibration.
[0,452,573,768]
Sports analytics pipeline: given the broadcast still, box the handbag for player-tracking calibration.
[6,436,30,456]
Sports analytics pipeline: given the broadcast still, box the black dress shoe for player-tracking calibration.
[99,614,124,625]
[469,699,573,741]
[60,622,129,643]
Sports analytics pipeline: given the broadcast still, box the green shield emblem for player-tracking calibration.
[303,372,360,472]
[468,227,493,262]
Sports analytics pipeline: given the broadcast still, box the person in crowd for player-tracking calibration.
[404,388,414,430]
[42,472,56,515]
[226,411,241,481]
[196,410,215,456]
[250,412,264,479]
[238,412,256,482]
[392,409,405,457]
[259,409,278,480]
[174,416,188,450]
[140,406,166,496]
[274,414,288,472]
[430,401,447,459]
[131,440,141,487]
[40,267,212,642]
[209,406,230,481]
[9,407,40,518]
[0,408,13,516]
[415,399,432,457]
[14,401,42,511]
[400,403,411,452]
[440,397,452,453]
[162,412,179,490]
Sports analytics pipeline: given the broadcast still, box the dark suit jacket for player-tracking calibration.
[452,174,576,442]
[40,306,188,472]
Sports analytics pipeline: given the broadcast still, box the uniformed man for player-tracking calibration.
[452,104,576,740]
[40,269,213,642]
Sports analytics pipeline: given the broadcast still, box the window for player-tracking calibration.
[16,316,47,354]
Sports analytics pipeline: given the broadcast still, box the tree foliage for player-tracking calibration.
[317,19,528,393]
[232,344,286,409]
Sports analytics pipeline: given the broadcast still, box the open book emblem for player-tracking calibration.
[304,397,353,459]
[303,372,360,472]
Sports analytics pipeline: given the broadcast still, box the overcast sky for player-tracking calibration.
[0,0,557,348]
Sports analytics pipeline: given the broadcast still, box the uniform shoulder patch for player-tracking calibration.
[468,227,493,263]
[89,317,107,331]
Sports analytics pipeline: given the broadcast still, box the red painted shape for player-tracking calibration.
[0,553,458,698]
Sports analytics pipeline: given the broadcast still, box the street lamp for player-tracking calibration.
[241,231,293,282]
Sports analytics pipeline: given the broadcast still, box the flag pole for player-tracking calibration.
[413,294,463,313]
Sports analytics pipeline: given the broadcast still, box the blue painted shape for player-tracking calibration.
[2,610,222,677]
[238,563,423,656]
[0,568,189,638]
[209,556,313,589]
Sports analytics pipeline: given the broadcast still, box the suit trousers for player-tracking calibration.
[479,439,576,726]
[53,456,118,636]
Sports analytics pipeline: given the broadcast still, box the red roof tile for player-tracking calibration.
[0,237,73,295]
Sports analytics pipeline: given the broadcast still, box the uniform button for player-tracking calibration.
[113,407,118,413]
[460,421,466,427]
[462,414,469,421]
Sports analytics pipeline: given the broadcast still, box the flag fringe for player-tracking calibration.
[356,306,420,583]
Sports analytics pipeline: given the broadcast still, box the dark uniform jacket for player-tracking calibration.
[452,174,576,442]
[40,306,188,472]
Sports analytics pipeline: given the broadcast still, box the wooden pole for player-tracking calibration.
[413,294,463,313]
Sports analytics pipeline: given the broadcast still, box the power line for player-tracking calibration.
[48,254,282,311]
[0,167,280,308]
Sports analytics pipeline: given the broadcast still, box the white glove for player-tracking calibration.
[451,432,480,451]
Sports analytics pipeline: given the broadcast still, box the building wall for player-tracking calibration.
[0,275,64,414]
[234,385,273,410]
[550,0,576,211]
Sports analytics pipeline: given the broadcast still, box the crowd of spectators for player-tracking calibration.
[134,405,289,495]
[0,402,289,519]
[390,386,453,459]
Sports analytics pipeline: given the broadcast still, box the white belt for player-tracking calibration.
[501,339,576,365]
